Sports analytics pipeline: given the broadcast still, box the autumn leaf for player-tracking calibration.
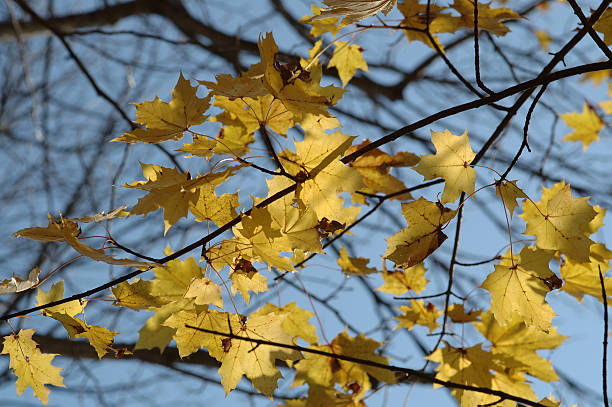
[213,311,302,396]
[560,103,604,150]
[593,7,612,46]
[377,263,427,295]
[113,73,210,143]
[451,0,521,36]
[189,184,240,228]
[337,245,378,275]
[176,135,217,160]
[251,302,319,345]
[414,129,476,204]
[384,198,457,267]
[293,331,396,404]
[45,312,118,359]
[397,1,459,48]
[229,261,269,304]
[0,268,40,294]
[150,256,204,305]
[308,0,397,23]
[184,277,224,309]
[13,214,79,242]
[496,179,527,218]
[395,299,441,332]
[199,73,267,100]
[447,304,482,323]
[481,246,556,330]
[600,83,612,114]
[301,5,344,37]
[475,312,566,382]
[521,182,596,262]
[2,329,64,405]
[112,279,165,310]
[328,41,368,87]
[560,243,612,303]
[36,281,83,317]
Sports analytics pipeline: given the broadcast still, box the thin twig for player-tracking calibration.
[599,266,609,407]
[473,0,494,94]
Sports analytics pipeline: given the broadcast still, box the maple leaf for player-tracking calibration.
[346,139,418,202]
[301,5,344,37]
[594,7,612,46]
[377,263,427,295]
[2,329,64,405]
[384,197,457,267]
[414,129,476,204]
[521,182,596,262]
[395,299,441,332]
[475,312,566,382]
[496,179,527,218]
[560,243,612,303]
[229,260,269,304]
[279,129,363,224]
[451,0,521,36]
[45,312,118,358]
[337,245,378,275]
[113,73,210,144]
[308,0,397,23]
[480,247,556,330]
[13,214,79,242]
[134,302,181,352]
[397,1,459,48]
[71,205,129,223]
[112,279,165,310]
[212,311,302,396]
[293,331,396,404]
[427,342,495,406]
[251,302,319,345]
[560,103,604,150]
[184,277,224,309]
[150,256,204,305]
[0,268,40,294]
[189,185,240,228]
[199,73,267,100]
[36,281,83,317]
[447,304,482,323]
[328,41,368,87]
[176,135,217,160]
[163,308,233,359]
[124,163,238,233]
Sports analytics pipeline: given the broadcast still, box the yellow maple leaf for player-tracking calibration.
[163,308,233,359]
[2,329,64,405]
[124,163,238,233]
[112,279,165,310]
[496,179,527,218]
[113,73,210,143]
[13,214,79,242]
[560,243,612,303]
[150,256,204,304]
[215,311,302,396]
[36,281,83,316]
[293,331,396,404]
[308,0,396,23]
[46,312,118,358]
[251,302,319,345]
[134,302,182,352]
[346,139,418,202]
[536,29,551,51]
[521,183,596,262]
[199,73,267,100]
[427,342,494,405]
[395,299,441,332]
[560,103,604,150]
[301,5,344,37]
[384,198,457,267]
[594,7,612,46]
[475,312,566,382]
[414,129,476,204]
[279,129,363,224]
[184,277,224,309]
[337,245,378,275]
[451,0,521,36]
[176,135,217,160]
[377,263,427,295]
[397,1,459,48]
[328,41,368,87]
[481,247,557,330]
[447,304,482,323]
[189,184,240,228]
[229,262,269,304]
